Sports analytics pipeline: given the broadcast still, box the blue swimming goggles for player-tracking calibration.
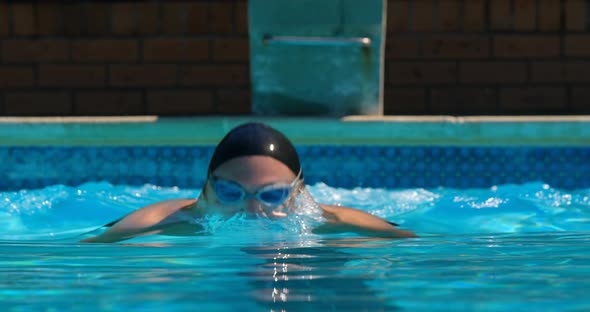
[209,171,302,207]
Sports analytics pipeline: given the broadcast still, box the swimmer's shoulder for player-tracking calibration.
[84,198,200,243]
[158,198,199,214]
[316,204,417,238]
[123,198,199,221]
[318,204,357,221]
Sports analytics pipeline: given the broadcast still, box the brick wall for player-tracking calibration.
[0,1,250,116]
[0,0,588,116]
[385,0,590,115]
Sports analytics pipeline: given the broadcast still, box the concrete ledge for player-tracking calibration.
[343,115,590,122]
[0,116,158,123]
[1,116,590,146]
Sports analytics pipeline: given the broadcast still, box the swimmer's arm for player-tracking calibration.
[314,204,417,238]
[81,199,203,243]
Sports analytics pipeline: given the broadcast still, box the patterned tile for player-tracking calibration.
[0,145,589,190]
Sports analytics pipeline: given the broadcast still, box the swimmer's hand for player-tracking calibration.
[313,204,417,238]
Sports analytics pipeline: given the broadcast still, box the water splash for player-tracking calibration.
[307,182,438,217]
[1,181,590,241]
[0,182,198,240]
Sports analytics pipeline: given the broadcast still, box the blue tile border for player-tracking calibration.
[1,145,589,191]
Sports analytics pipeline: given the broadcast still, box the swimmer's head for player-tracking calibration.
[208,122,302,177]
[201,123,309,218]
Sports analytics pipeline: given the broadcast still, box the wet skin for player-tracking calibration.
[82,156,417,243]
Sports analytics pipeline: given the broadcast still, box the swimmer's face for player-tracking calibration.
[204,155,301,218]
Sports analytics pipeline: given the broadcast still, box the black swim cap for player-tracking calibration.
[208,122,302,177]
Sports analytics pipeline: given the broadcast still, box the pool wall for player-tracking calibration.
[1,116,589,190]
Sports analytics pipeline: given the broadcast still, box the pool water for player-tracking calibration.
[1,182,589,311]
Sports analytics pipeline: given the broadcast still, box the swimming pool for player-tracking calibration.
[1,117,589,311]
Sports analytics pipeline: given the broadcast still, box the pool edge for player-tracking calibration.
[1,115,590,146]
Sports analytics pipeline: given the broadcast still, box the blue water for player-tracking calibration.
[1,182,590,311]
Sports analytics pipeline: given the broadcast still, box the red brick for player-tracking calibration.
[75,91,144,115]
[494,36,560,58]
[464,0,486,32]
[460,62,527,83]
[217,88,251,114]
[514,0,536,31]
[499,87,566,112]
[385,37,420,59]
[110,64,177,87]
[538,0,561,32]
[39,65,106,87]
[212,38,249,61]
[5,92,72,116]
[72,40,139,62]
[387,62,457,85]
[187,3,209,34]
[430,87,497,114]
[422,36,489,59]
[12,3,36,35]
[572,87,590,112]
[2,40,69,63]
[161,3,187,34]
[438,0,459,32]
[413,0,434,32]
[112,3,137,35]
[37,4,62,35]
[86,2,110,35]
[490,0,512,30]
[188,2,236,34]
[181,65,250,86]
[0,66,35,88]
[208,2,234,33]
[143,39,209,62]
[531,62,566,82]
[137,3,159,34]
[566,0,586,31]
[62,3,85,36]
[533,61,590,82]
[387,0,410,33]
[235,1,249,34]
[565,62,590,82]
[0,3,9,36]
[565,35,590,56]
[383,88,426,114]
[146,90,213,115]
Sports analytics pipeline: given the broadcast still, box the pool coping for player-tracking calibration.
[1,115,590,146]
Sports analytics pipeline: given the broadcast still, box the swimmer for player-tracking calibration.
[82,122,416,243]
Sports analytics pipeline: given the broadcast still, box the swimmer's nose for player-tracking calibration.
[246,199,262,214]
